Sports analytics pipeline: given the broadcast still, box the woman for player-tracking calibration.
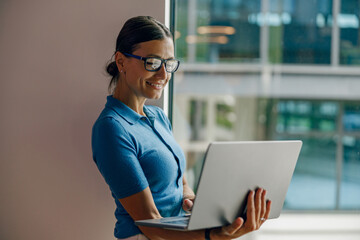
[92,16,271,240]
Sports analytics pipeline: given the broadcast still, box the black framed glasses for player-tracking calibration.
[123,53,180,73]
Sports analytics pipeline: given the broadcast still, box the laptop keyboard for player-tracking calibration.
[159,216,190,225]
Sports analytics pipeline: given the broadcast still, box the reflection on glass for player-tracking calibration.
[173,0,360,211]
[340,137,360,209]
[284,137,337,209]
[210,0,261,62]
[340,0,360,65]
[175,0,261,63]
[269,0,333,64]
[216,103,235,130]
[276,101,338,133]
[189,100,207,141]
[343,103,360,131]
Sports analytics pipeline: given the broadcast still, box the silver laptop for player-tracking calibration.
[135,140,302,231]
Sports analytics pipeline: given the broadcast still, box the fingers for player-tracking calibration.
[246,189,262,227]
[260,189,266,217]
[182,199,193,212]
[246,189,262,229]
[264,199,271,220]
[246,190,255,222]
[216,189,271,239]
[259,189,271,222]
[221,217,244,236]
[246,188,271,229]
[255,188,263,221]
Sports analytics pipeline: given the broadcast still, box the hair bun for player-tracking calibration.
[106,61,118,78]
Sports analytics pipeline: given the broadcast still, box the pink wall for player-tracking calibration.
[0,1,165,239]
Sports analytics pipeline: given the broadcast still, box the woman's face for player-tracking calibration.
[120,37,175,100]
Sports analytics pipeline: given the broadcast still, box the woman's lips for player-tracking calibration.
[146,81,163,90]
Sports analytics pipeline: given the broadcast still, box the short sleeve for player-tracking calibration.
[92,117,149,199]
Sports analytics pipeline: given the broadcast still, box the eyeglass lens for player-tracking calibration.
[145,58,179,73]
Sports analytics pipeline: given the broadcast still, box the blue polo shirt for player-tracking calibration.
[91,96,186,238]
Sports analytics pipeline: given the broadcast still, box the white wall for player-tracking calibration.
[0,1,166,239]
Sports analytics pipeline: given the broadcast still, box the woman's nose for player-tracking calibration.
[155,63,168,79]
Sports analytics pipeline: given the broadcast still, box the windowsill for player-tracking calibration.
[260,212,360,233]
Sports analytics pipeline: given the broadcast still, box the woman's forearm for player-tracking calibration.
[140,226,207,240]
[183,176,195,199]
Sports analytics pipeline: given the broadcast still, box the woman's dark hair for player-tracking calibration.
[106,16,173,92]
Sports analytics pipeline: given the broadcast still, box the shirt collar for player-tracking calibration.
[105,95,155,125]
[144,106,156,126]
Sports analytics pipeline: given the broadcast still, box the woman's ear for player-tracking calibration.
[115,51,125,73]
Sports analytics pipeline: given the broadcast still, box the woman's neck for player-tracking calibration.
[113,88,147,116]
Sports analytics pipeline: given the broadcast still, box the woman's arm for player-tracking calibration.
[182,176,195,212]
[118,187,205,240]
[119,187,271,240]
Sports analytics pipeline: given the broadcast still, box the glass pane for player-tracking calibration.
[340,137,360,209]
[340,0,360,65]
[175,0,261,63]
[269,0,332,64]
[343,103,360,131]
[276,100,338,133]
[173,0,360,211]
[284,137,337,209]
[173,72,262,143]
[210,0,261,62]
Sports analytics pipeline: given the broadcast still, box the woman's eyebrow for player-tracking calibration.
[146,54,175,59]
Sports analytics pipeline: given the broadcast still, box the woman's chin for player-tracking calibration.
[149,95,162,100]
[146,91,163,100]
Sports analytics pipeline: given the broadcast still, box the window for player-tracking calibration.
[340,0,360,65]
[176,0,261,63]
[269,0,333,64]
[172,0,360,211]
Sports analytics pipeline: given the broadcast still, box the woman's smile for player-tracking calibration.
[146,80,165,90]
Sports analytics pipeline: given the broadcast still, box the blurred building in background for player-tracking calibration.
[171,1,359,238]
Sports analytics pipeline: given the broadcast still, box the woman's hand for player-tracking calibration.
[210,188,271,240]
[182,195,195,212]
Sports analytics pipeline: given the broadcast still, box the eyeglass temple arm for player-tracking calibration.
[123,53,144,60]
